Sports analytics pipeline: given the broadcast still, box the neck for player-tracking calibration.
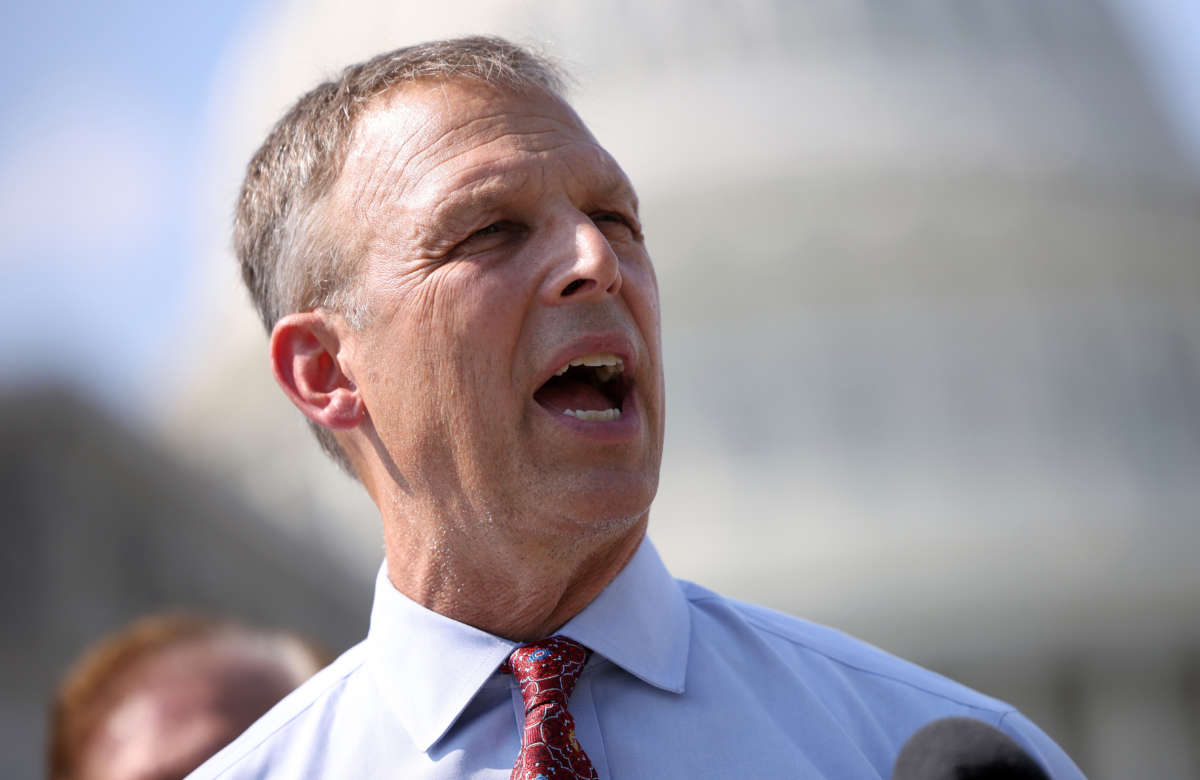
[380,507,647,642]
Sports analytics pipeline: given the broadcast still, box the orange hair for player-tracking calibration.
[48,614,329,779]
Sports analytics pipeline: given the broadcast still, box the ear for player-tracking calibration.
[269,311,365,430]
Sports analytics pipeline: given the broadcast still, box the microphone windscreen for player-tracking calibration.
[891,716,1051,780]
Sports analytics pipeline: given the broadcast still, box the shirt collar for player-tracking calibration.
[365,535,691,753]
[557,537,690,695]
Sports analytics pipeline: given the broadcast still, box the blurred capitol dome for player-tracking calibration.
[165,3,1200,776]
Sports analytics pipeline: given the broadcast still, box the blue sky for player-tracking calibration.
[0,0,1196,427]
[0,0,250,416]
[1109,0,1200,169]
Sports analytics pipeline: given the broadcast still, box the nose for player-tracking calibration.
[542,218,623,303]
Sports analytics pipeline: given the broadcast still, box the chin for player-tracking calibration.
[549,473,658,536]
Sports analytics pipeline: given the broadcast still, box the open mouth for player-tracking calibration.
[533,353,630,421]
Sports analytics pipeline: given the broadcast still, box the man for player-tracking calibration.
[49,614,328,780]
[194,37,1083,778]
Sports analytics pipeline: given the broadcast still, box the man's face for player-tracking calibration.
[330,79,664,541]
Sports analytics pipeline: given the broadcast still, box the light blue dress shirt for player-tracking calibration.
[191,538,1084,778]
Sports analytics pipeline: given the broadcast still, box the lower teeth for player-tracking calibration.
[563,408,621,421]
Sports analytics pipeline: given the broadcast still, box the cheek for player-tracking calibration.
[412,268,530,406]
[623,264,662,344]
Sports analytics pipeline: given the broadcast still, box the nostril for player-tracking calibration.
[561,279,589,297]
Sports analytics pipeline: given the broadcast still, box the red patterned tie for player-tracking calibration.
[502,636,599,780]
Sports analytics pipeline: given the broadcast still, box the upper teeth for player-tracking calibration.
[554,353,624,382]
[563,408,622,421]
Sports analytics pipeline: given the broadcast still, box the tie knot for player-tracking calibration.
[504,636,589,710]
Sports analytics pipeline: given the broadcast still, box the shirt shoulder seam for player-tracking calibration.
[687,591,1016,716]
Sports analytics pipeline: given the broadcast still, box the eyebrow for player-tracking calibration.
[422,159,639,237]
[423,168,534,234]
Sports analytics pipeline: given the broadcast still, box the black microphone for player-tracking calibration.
[891,717,1052,779]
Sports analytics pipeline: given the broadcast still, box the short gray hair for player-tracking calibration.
[234,36,568,474]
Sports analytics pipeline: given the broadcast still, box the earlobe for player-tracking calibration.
[270,312,365,430]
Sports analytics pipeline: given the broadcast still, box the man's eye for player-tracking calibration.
[591,212,639,240]
[450,220,524,258]
[461,221,517,247]
[471,222,506,239]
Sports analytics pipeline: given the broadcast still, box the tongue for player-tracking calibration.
[534,376,614,412]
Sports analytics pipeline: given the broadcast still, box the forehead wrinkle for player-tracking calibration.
[547,144,639,217]
[417,133,628,219]
[347,111,439,217]
[426,168,535,224]
[355,143,410,218]
[408,137,603,235]
[430,129,569,176]
[348,106,576,227]
[402,118,574,198]
[421,134,571,194]
[394,109,519,192]
[426,103,585,152]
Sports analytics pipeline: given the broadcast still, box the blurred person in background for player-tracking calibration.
[49,614,328,780]
[194,36,1083,778]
